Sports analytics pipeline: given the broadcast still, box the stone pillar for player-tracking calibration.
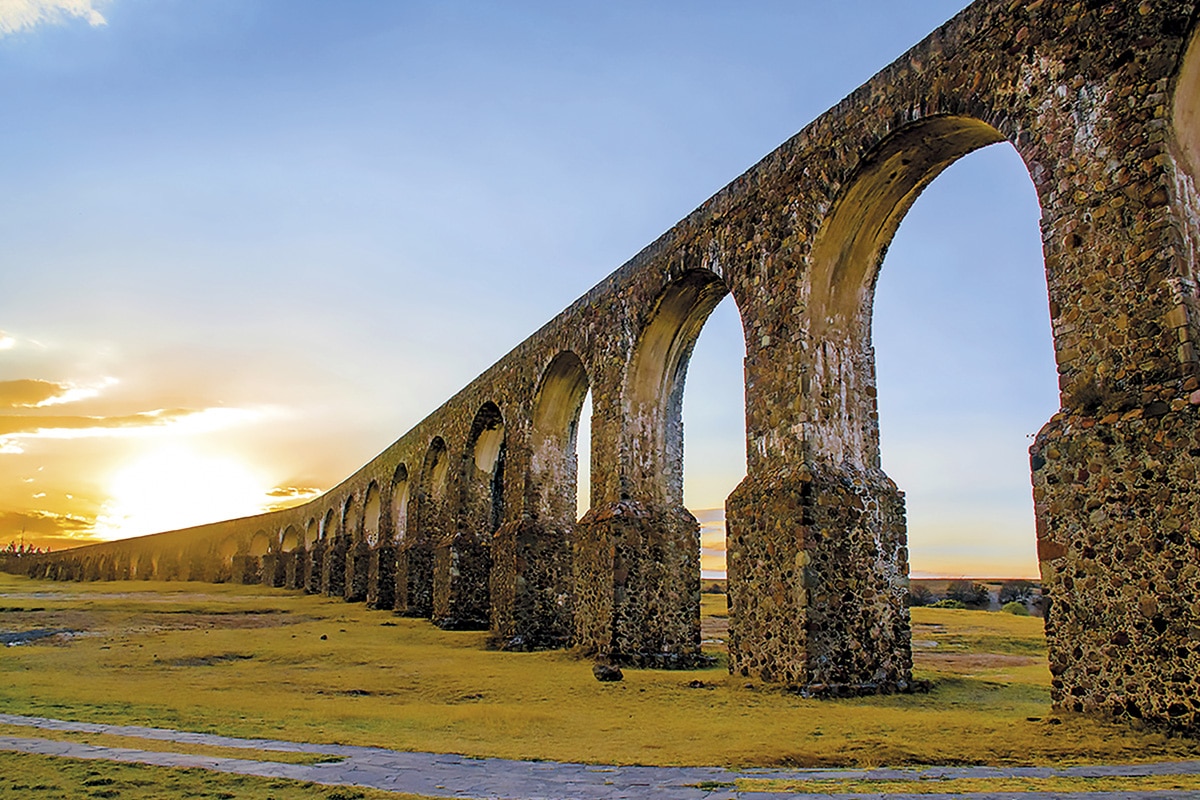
[574,501,702,667]
[306,540,324,594]
[261,553,285,588]
[284,546,306,589]
[344,539,370,603]
[366,543,396,610]
[490,518,574,651]
[395,540,433,617]
[432,531,492,630]
[232,554,260,585]
[1032,407,1200,732]
[322,535,347,597]
[725,465,911,692]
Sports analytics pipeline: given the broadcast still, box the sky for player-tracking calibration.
[0,0,1059,577]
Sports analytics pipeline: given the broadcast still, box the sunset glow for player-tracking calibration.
[91,447,274,541]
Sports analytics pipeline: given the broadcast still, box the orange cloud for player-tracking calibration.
[0,406,265,454]
[0,508,100,551]
[0,379,71,408]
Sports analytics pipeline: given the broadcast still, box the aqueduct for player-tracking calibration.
[17,0,1200,733]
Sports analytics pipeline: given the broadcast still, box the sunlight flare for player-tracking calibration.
[91,446,274,540]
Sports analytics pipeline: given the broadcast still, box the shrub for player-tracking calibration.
[906,584,934,607]
[1002,601,1030,616]
[945,580,991,609]
[999,580,1036,605]
[930,599,967,610]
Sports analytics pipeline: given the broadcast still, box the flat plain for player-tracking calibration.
[2,571,1198,773]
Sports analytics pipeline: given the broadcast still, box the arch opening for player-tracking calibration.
[363,482,381,546]
[304,517,318,548]
[281,525,300,552]
[627,269,732,507]
[463,402,506,536]
[248,531,270,558]
[531,352,590,531]
[1174,23,1200,184]
[391,464,410,544]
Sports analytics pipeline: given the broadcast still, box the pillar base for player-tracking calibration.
[1033,407,1200,734]
[432,531,491,630]
[489,518,573,651]
[367,544,396,610]
[344,540,370,602]
[395,542,433,617]
[305,542,324,594]
[574,500,704,667]
[726,464,911,689]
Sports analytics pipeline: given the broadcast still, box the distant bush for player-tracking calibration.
[930,599,967,610]
[1002,601,1030,616]
[999,580,1036,605]
[945,580,991,609]
[906,584,934,607]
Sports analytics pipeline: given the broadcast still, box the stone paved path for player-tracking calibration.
[2,713,1199,799]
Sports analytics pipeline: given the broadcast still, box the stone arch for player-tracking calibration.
[391,463,410,544]
[304,517,318,548]
[804,115,1012,465]
[1173,21,1200,188]
[530,351,590,528]
[341,494,358,540]
[626,269,734,506]
[363,482,382,546]
[249,531,270,557]
[462,402,506,536]
[321,508,336,540]
[399,436,449,617]
[434,404,504,629]
[217,535,238,565]
[281,525,300,552]
[493,350,590,649]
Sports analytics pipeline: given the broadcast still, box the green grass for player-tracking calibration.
[2,572,1198,769]
[0,751,430,800]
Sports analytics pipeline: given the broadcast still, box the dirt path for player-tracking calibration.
[1,713,1199,799]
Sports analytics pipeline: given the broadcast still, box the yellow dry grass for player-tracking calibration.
[2,572,1197,769]
[736,774,1200,794]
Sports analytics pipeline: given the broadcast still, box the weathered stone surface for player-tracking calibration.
[12,0,1200,735]
[592,662,624,682]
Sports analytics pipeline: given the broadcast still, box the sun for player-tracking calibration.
[92,446,273,540]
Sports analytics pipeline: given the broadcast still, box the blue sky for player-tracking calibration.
[0,0,1058,576]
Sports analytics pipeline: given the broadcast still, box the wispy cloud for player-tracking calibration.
[265,485,324,511]
[0,377,118,409]
[0,406,265,454]
[0,508,95,540]
[0,0,108,36]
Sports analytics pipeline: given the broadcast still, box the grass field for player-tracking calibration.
[2,572,1198,771]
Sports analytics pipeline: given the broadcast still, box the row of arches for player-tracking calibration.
[16,3,1200,733]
